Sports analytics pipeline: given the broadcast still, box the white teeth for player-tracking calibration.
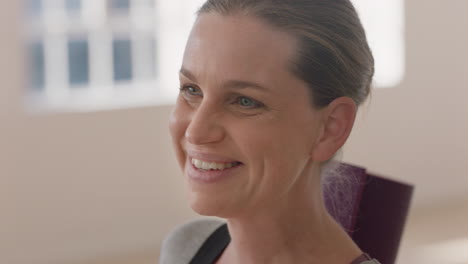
[191,158,238,170]
[193,159,202,168]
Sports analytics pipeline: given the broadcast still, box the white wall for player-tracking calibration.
[344,0,468,209]
[1,0,467,264]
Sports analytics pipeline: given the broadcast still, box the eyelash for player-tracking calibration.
[179,85,265,109]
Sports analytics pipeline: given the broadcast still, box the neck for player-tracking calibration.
[218,166,362,264]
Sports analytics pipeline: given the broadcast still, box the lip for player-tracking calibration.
[185,157,243,183]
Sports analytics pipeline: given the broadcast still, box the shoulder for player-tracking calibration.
[159,218,226,264]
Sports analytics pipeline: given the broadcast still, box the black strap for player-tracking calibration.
[189,224,231,264]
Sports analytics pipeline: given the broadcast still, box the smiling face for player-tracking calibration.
[169,13,326,217]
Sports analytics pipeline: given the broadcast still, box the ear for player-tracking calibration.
[311,97,357,162]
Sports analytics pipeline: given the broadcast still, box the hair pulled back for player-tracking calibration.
[198,0,374,108]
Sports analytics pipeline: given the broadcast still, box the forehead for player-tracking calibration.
[182,13,300,88]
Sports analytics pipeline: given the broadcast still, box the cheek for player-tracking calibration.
[234,123,293,178]
[169,109,184,140]
[237,119,314,182]
[169,101,190,168]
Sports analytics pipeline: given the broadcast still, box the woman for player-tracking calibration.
[162,0,377,263]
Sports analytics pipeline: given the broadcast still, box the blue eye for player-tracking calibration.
[237,96,262,108]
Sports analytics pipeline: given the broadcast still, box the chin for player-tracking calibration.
[186,187,241,218]
[187,189,226,216]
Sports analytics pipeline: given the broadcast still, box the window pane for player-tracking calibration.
[351,0,405,87]
[25,0,42,17]
[68,39,89,86]
[28,41,45,90]
[65,0,81,13]
[113,39,133,82]
[144,0,154,8]
[150,38,157,77]
[110,0,130,9]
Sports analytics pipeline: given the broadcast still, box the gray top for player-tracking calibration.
[160,219,226,264]
[159,219,380,264]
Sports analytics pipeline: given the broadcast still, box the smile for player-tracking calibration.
[191,158,241,171]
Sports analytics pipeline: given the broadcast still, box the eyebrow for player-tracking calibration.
[179,68,269,92]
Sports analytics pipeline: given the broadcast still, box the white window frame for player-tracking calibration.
[25,0,164,113]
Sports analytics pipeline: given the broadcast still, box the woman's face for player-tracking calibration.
[170,13,325,217]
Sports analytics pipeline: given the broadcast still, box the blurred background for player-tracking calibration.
[1,0,467,263]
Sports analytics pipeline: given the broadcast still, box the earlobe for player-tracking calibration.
[311,97,357,162]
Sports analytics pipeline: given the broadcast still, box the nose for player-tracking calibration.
[185,102,225,145]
